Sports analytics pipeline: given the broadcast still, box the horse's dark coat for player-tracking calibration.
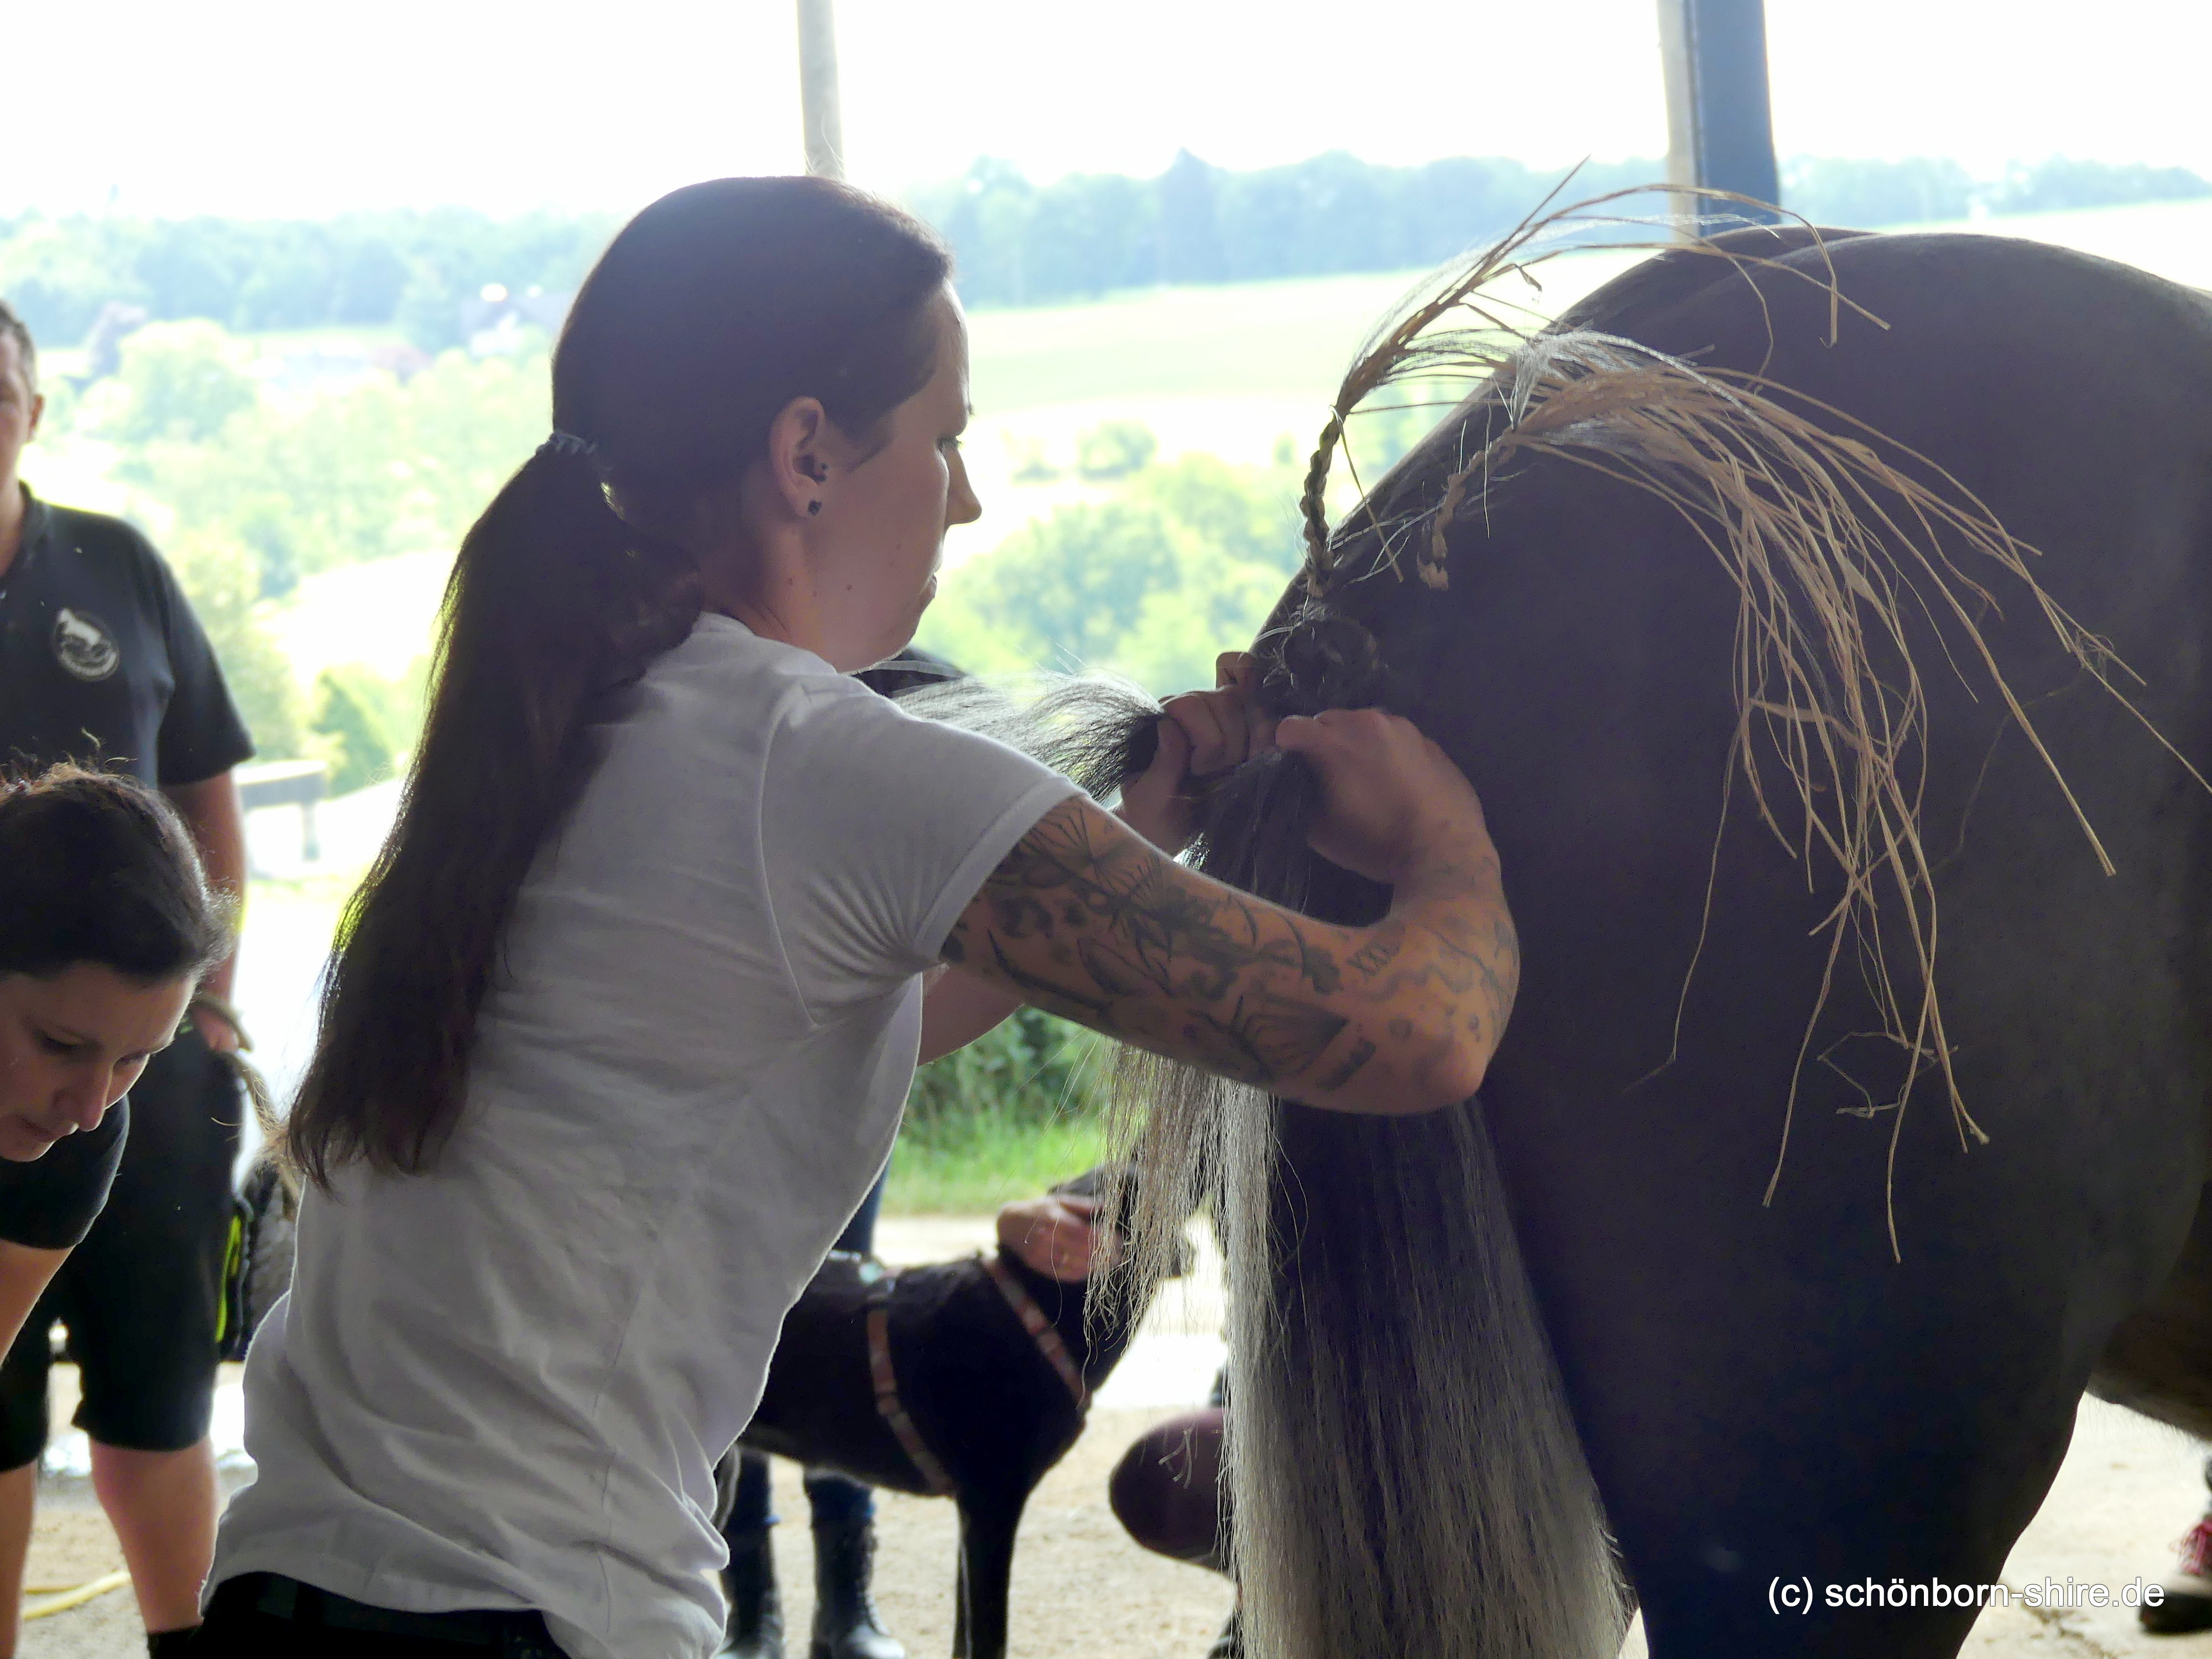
[1229,229,2212,1657]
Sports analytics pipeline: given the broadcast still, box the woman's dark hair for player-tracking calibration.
[0,763,231,984]
[287,176,953,1186]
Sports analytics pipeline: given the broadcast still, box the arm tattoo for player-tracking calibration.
[948,802,1519,1101]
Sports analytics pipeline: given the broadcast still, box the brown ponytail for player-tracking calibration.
[287,177,951,1185]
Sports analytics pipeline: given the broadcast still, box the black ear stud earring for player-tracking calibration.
[807,501,822,515]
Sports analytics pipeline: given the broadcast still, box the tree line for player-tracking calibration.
[1781,155,2212,231]
[6,153,2205,349]
[920,152,2211,305]
[0,207,617,352]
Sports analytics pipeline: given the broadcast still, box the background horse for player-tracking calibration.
[1069,223,2212,1659]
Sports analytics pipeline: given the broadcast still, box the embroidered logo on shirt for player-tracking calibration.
[52,608,121,682]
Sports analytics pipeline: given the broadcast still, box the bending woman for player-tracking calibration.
[0,765,230,1390]
[197,177,1516,1659]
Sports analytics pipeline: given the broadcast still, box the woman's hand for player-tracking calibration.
[1276,708,1493,887]
[1117,653,1277,855]
[997,1193,1109,1284]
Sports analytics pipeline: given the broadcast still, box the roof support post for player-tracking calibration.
[1657,0,1781,226]
[797,0,845,181]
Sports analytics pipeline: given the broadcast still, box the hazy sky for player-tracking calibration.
[8,0,2206,218]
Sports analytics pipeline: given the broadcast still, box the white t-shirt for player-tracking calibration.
[208,615,1078,1659]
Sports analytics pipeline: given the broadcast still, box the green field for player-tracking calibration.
[883,1117,1110,1214]
[964,248,1651,413]
[967,269,1433,410]
[967,194,2212,410]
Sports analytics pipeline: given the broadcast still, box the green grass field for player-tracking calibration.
[882,1117,1111,1214]
[963,195,2212,411]
[963,248,1649,413]
[967,269,1431,409]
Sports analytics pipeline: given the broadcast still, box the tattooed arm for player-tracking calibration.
[919,662,1280,1066]
[944,709,1516,1117]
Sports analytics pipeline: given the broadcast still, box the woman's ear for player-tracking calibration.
[765,396,832,521]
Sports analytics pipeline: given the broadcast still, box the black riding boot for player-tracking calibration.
[717,1526,785,1658]
[809,1514,904,1659]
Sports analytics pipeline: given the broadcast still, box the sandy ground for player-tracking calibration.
[15,1406,1245,1659]
[19,1215,2212,1658]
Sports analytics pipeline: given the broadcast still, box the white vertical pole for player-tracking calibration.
[1656,0,1699,228]
[796,0,845,181]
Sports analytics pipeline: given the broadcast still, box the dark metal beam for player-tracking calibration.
[1658,0,1781,219]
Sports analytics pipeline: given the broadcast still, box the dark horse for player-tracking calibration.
[1082,226,2212,1659]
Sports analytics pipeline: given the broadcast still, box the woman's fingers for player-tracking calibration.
[1161,690,1241,776]
[1117,714,1196,853]
[1122,653,1277,852]
[1163,654,1276,777]
[1276,708,1489,885]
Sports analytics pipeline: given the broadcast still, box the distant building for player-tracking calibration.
[368,342,433,383]
[460,284,571,358]
[80,302,149,383]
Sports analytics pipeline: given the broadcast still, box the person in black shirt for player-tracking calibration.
[0,301,255,1659]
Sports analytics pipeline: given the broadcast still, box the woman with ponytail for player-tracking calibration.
[196,176,1518,1659]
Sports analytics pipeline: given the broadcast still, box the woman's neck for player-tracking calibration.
[707,583,825,661]
[697,512,837,661]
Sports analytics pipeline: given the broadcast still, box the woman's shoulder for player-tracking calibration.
[580,621,921,827]
[654,615,862,708]
[604,618,840,744]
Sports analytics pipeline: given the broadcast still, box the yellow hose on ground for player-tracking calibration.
[23,1569,132,1619]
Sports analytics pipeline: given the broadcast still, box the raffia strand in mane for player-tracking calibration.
[1298,192,2191,1256]
[1301,180,1874,583]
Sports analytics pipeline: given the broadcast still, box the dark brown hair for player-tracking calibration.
[287,176,952,1186]
[0,763,230,984]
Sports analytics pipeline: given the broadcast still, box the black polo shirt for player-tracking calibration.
[0,485,253,784]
